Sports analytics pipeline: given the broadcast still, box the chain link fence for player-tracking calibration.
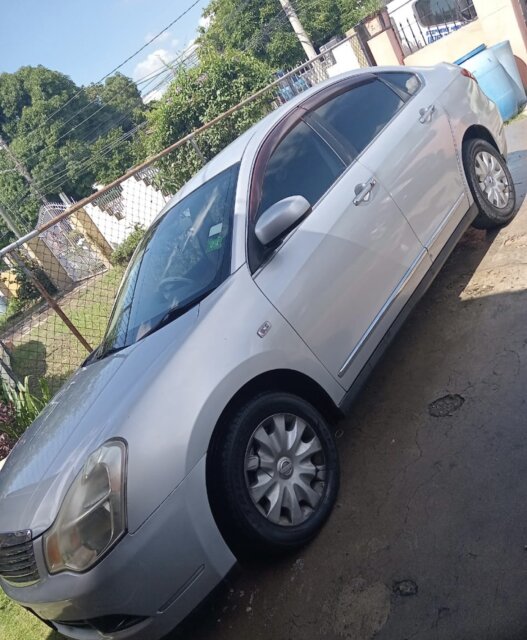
[0,33,370,396]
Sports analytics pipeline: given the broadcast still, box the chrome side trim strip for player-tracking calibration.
[338,247,429,378]
[427,193,465,253]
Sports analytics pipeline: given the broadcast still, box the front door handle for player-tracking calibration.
[419,104,436,124]
[353,177,377,206]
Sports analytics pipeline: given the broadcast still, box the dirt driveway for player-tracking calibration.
[169,118,527,640]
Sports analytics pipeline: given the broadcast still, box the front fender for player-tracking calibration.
[122,267,344,533]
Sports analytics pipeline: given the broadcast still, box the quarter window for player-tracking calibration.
[376,72,421,99]
[312,79,405,156]
[258,120,345,215]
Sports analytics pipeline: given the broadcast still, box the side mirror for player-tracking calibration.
[255,195,311,246]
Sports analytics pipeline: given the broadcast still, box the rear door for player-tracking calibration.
[250,88,427,390]
[308,71,468,261]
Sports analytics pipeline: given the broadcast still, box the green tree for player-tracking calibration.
[338,0,383,31]
[199,0,305,69]
[142,50,272,193]
[199,0,379,70]
[0,66,145,239]
[90,127,137,185]
[85,72,145,134]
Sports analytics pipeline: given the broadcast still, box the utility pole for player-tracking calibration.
[0,135,50,206]
[0,204,23,239]
[278,0,318,60]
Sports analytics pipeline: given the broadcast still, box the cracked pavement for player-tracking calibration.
[168,118,527,640]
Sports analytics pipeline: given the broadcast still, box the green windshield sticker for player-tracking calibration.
[209,222,223,237]
[207,236,223,252]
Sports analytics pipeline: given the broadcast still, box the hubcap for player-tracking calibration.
[474,150,510,209]
[244,413,326,527]
[277,457,293,478]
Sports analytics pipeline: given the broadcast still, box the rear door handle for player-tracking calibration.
[419,104,436,124]
[353,178,377,206]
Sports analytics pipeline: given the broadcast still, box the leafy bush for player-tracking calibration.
[142,50,272,194]
[4,296,28,318]
[0,376,51,440]
[111,224,145,266]
[0,431,13,461]
[13,259,57,305]
[0,402,15,459]
[0,262,56,331]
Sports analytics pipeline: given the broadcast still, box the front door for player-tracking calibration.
[250,112,427,390]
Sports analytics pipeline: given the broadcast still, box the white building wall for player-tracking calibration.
[326,41,361,77]
[84,177,171,247]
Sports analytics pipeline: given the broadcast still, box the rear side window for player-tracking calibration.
[312,79,404,156]
[258,120,345,215]
[376,72,421,99]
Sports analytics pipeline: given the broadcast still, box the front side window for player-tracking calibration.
[258,120,345,216]
[312,79,405,156]
[97,164,239,357]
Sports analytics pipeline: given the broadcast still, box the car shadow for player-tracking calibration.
[507,148,527,211]
[164,223,507,640]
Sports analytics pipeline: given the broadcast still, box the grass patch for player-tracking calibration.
[0,589,61,640]
[6,266,124,394]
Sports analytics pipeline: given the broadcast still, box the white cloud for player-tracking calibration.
[143,86,167,103]
[134,47,175,80]
[134,31,201,103]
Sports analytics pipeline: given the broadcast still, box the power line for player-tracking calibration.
[13,40,202,173]
[36,124,146,195]
[2,0,313,207]
[37,5,289,190]
[6,0,203,156]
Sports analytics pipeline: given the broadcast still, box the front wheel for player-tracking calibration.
[463,138,517,230]
[217,392,340,554]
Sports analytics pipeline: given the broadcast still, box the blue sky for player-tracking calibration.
[1,0,210,87]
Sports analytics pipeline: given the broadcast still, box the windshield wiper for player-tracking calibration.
[140,287,215,341]
[87,344,127,364]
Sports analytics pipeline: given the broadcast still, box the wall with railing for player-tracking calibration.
[369,0,527,87]
[390,0,477,57]
[403,19,484,66]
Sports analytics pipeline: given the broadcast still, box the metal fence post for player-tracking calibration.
[10,252,92,354]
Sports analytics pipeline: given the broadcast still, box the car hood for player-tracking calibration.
[0,306,200,537]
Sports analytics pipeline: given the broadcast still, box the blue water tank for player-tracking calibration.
[454,45,518,121]
[491,41,527,107]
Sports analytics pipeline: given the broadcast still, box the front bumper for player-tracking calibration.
[1,455,236,640]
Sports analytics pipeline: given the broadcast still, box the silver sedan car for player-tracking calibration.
[0,65,516,639]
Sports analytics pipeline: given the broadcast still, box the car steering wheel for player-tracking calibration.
[158,276,195,303]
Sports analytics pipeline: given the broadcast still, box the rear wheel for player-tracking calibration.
[217,392,339,554]
[463,138,516,230]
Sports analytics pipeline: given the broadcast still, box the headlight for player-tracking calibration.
[44,440,127,574]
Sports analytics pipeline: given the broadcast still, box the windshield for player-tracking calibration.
[98,164,239,357]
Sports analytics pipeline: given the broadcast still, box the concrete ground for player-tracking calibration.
[170,118,527,640]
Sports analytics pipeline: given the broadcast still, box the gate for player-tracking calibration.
[37,203,106,283]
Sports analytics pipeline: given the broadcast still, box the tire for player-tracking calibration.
[463,138,517,230]
[217,391,339,554]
